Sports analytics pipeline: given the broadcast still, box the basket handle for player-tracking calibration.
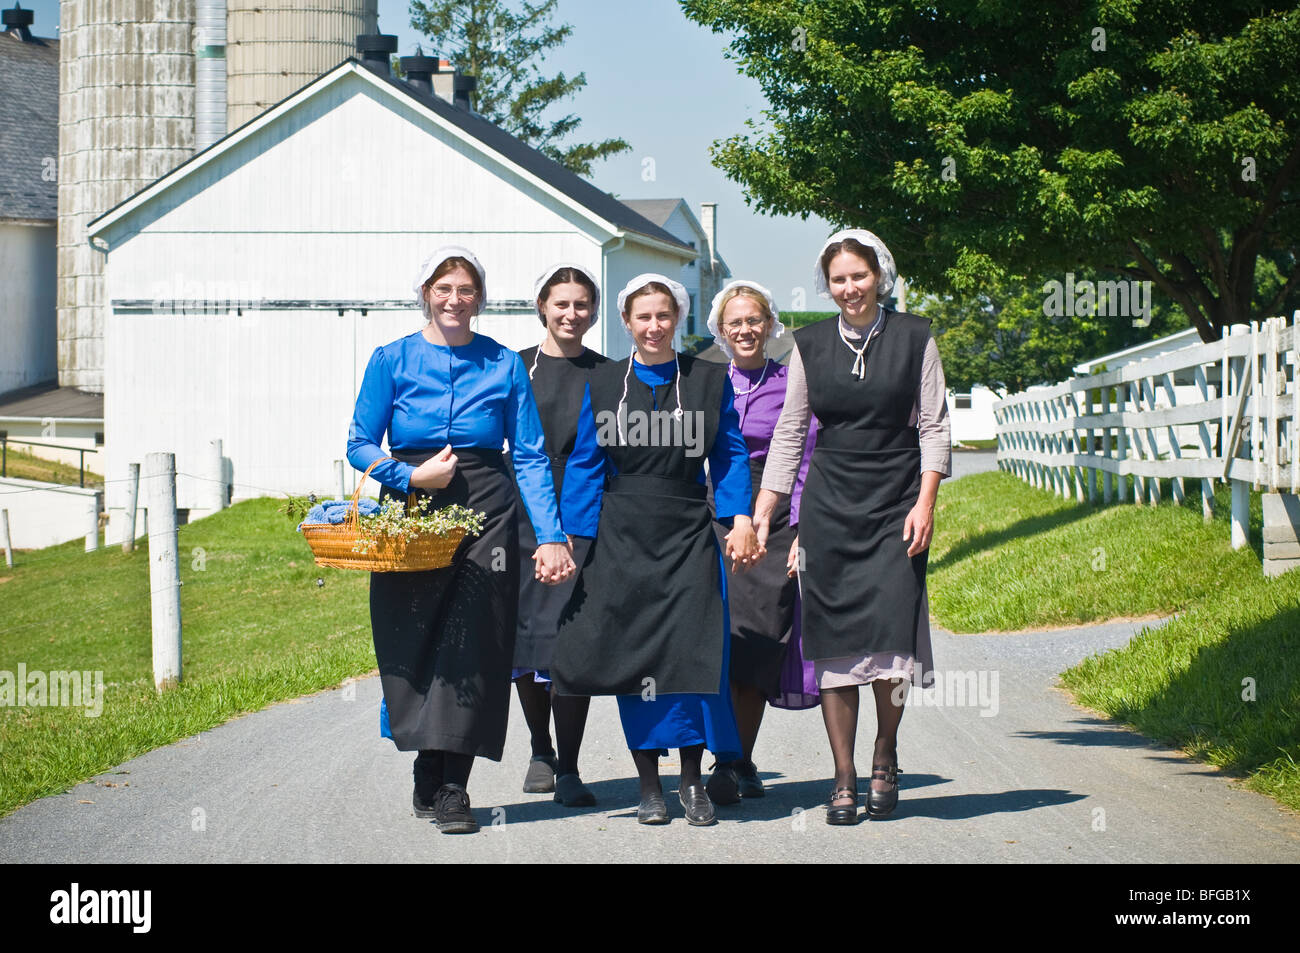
[348,456,422,528]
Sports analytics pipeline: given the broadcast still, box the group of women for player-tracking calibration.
[345,228,951,833]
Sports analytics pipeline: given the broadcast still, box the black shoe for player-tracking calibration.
[867,763,902,818]
[412,751,442,818]
[523,753,558,793]
[433,783,479,834]
[679,782,716,826]
[705,761,742,805]
[826,785,859,826]
[637,792,669,825]
[553,773,597,807]
[735,759,765,799]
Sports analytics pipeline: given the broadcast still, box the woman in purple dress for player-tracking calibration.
[702,280,819,805]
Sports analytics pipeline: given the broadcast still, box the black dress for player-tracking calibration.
[511,345,608,673]
[793,312,932,662]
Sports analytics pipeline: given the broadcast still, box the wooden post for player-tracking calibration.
[204,438,226,512]
[1102,385,1113,503]
[122,462,140,552]
[1230,480,1250,550]
[1192,366,1215,521]
[84,492,99,552]
[335,459,346,502]
[1,508,12,568]
[145,452,182,692]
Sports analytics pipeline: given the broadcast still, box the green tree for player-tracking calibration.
[410,0,630,176]
[680,0,1300,342]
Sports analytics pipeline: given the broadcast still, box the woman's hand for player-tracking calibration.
[903,472,942,557]
[409,445,458,490]
[725,516,762,573]
[751,489,781,554]
[533,541,576,585]
[786,533,801,579]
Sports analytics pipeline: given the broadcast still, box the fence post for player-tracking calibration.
[122,462,140,552]
[204,438,226,512]
[1,508,11,568]
[145,452,182,692]
[84,491,100,552]
[335,459,346,501]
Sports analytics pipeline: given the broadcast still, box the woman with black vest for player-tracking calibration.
[753,230,951,824]
[552,273,761,826]
[511,263,608,807]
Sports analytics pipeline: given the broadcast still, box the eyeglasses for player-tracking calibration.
[722,318,768,331]
[429,284,479,301]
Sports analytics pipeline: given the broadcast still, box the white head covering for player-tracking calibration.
[814,229,896,300]
[616,273,690,325]
[413,245,488,316]
[533,262,601,325]
[706,279,785,360]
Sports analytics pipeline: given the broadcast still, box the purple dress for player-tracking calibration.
[715,359,819,710]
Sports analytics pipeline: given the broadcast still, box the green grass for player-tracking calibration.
[929,470,1298,811]
[955,438,999,450]
[1,447,103,487]
[0,498,375,816]
[782,311,837,328]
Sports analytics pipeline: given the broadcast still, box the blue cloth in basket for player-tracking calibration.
[297,498,379,531]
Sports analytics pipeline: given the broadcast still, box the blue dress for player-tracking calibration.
[560,357,749,758]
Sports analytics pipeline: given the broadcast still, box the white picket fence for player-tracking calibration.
[993,313,1300,552]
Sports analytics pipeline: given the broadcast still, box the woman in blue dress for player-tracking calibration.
[347,246,575,834]
[552,273,761,826]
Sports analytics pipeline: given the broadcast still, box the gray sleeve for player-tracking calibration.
[917,335,952,477]
[759,340,811,495]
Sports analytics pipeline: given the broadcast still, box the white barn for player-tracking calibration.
[86,59,695,542]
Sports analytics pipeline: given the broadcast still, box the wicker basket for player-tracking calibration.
[301,458,467,572]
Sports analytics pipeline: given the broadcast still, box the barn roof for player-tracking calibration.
[88,59,694,257]
[0,29,59,222]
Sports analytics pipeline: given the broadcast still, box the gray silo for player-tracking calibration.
[226,0,378,129]
[57,0,198,393]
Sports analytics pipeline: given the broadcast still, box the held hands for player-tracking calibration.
[409,445,458,490]
[534,541,576,585]
[751,489,780,553]
[725,515,762,574]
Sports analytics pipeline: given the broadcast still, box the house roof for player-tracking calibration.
[622,199,684,230]
[0,381,105,421]
[89,59,693,257]
[0,30,59,222]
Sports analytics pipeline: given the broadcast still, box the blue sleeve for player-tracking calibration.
[505,353,566,545]
[560,384,608,537]
[346,347,417,493]
[709,376,752,526]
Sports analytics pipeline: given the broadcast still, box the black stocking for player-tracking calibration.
[730,681,767,763]
[870,678,907,792]
[679,743,704,787]
[551,691,590,776]
[514,675,555,758]
[442,751,474,789]
[820,685,859,797]
[631,748,661,798]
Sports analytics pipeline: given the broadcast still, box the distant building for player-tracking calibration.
[87,53,695,541]
[622,199,729,336]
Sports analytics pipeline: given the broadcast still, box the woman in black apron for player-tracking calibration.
[511,263,608,807]
[552,273,761,826]
[702,280,819,804]
[754,230,951,824]
[347,246,575,834]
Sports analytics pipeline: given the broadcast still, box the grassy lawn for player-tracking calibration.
[0,498,374,817]
[930,470,1298,811]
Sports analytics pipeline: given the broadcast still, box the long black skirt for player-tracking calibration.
[369,448,518,760]
[711,458,796,698]
[798,428,928,662]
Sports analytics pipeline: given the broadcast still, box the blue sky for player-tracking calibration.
[25,0,835,310]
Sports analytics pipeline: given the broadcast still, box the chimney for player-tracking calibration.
[356,34,399,78]
[453,73,477,112]
[700,202,720,303]
[400,46,440,96]
[2,2,35,42]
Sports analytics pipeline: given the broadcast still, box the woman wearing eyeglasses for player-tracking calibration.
[701,281,820,806]
[347,246,576,834]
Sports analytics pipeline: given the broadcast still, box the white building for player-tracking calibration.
[622,199,730,337]
[86,57,696,542]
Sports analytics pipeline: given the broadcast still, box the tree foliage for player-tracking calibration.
[410,0,630,176]
[680,0,1300,342]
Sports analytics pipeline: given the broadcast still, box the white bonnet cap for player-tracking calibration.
[616,273,690,324]
[533,262,601,325]
[813,229,896,300]
[706,280,785,360]
[413,246,488,315]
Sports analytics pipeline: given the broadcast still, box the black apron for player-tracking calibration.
[711,457,796,697]
[369,448,518,759]
[794,311,931,661]
[552,355,726,697]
